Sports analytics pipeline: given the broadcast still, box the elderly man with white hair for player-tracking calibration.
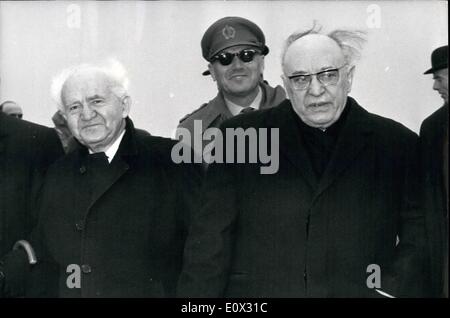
[0,60,202,297]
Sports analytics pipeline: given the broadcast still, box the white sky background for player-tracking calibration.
[0,0,448,136]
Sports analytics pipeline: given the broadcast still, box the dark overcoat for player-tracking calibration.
[3,118,202,297]
[0,113,63,257]
[178,97,426,298]
[419,104,448,297]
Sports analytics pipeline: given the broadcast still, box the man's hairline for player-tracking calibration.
[59,72,128,113]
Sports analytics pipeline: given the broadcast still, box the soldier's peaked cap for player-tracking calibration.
[201,16,269,63]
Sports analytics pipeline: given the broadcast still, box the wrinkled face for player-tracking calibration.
[433,68,448,104]
[282,34,354,129]
[61,70,130,151]
[208,45,265,100]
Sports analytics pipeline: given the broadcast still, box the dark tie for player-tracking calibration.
[240,107,255,115]
[85,152,109,201]
[86,152,109,170]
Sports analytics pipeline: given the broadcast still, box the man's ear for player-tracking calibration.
[346,65,356,93]
[259,55,265,74]
[208,64,216,82]
[281,74,293,98]
[121,95,132,118]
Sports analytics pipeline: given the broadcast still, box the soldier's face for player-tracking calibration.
[208,45,264,100]
[433,68,448,104]
[61,71,130,151]
[282,34,354,129]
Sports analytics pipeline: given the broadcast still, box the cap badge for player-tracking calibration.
[222,25,236,40]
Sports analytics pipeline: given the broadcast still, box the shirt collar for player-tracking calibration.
[224,86,262,116]
[88,129,126,163]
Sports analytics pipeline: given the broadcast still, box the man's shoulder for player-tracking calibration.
[1,114,55,137]
[138,133,178,150]
[358,106,417,142]
[135,133,180,162]
[136,134,201,174]
[178,102,213,127]
[420,104,448,136]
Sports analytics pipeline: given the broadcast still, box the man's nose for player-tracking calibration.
[307,75,325,96]
[230,55,245,68]
[433,79,440,91]
[80,103,96,120]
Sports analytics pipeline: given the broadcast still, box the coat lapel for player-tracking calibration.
[314,98,373,198]
[202,94,233,131]
[75,118,139,215]
[269,100,318,189]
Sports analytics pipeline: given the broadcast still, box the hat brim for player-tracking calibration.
[424,64,447,74]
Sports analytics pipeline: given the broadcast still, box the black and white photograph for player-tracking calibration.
[0,0,448,306]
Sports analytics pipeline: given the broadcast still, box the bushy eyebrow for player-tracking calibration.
[86,94,105,101]
[290,66,338,76]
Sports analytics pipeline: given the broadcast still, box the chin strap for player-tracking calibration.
[13,240,37,265]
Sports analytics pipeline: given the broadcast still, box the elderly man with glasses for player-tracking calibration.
[178,25,426,298]
[177,16,285,162]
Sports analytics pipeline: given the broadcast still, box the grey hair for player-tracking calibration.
[50,58,130,111]
[281,21,367,74]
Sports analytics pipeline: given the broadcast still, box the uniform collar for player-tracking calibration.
[224,86,262,116]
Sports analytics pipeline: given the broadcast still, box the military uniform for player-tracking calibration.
[177,16,286,160]
[178,81,285,156]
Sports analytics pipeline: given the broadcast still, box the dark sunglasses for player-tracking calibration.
[211,49,260,66]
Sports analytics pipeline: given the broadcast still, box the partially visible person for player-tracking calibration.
[0,60,201,297]
[51,110,74,153]
[0,108,63,297]
[0,101,23,119]
[177,16,285,161]
[420,44,448,298]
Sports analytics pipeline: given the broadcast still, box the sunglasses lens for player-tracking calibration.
[240,50,255,62]
[217,53,234,66]
[213,50,258,66]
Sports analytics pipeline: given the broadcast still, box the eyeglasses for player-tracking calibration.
[287,65,347,90]
[211,49,260,66]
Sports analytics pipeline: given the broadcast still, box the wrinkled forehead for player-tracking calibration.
[61,70,113,103]
[284,34,345,74]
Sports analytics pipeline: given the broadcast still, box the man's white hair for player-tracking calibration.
[281,22,367,74]
[50,58,130,111]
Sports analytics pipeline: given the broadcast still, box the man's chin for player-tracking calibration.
[306,115,335,128]
[79,135,107,147]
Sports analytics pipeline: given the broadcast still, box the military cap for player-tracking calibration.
[201,16,269,75]
[424,45,448,74]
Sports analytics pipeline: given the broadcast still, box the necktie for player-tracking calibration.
[87,152,109,170]
[240,107,255,115]
[85,152,109,200]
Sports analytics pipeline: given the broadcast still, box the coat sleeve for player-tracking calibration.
[379,134,428,297]
[177,124,239,298]
[0,127,63,298]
